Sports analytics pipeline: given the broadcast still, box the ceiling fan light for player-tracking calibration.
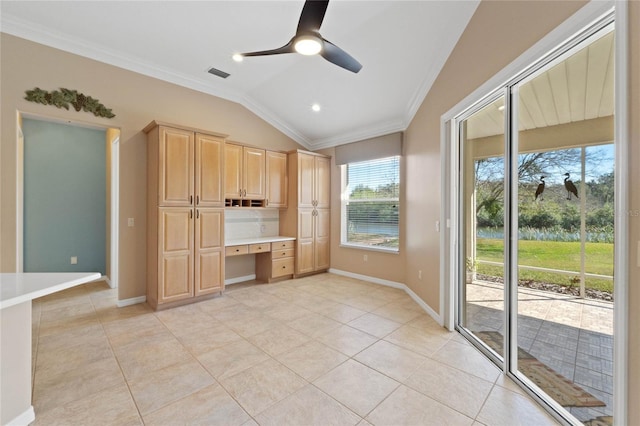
[294,35,322,55]
[232,53,244,62]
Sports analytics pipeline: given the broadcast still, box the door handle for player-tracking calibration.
[196,209,200,219]
[196,195,200,205]
[189,210,193,219]
[190,195,193,205]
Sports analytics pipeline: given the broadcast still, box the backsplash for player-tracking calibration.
[225,209,279,241]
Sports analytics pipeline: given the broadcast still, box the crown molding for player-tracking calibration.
[1,13,314,147]
[308,117,406,151]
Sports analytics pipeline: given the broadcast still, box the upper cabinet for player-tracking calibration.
[297,152,331,209]
[150,124,224,207]
[265,151,287,208]
[224,143,266,205]
[225,143,287,208]
[196,133,224,206]
[157,126,194,206]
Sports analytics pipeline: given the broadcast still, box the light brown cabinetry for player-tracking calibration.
[265,151,287,208]
[280,151,331,276]
[145,121,225,309]
[256,240,295,282]
[225,143,266,204]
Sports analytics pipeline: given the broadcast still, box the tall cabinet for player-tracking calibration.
[145,121,226,310]
[280,150,331,276]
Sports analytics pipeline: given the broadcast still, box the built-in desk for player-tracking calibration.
[0,272,101,425]
[225,236,295,283]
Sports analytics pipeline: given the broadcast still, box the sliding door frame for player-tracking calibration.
[441,1,628,424]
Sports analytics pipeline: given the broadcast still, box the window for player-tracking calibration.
[341,156,399,251]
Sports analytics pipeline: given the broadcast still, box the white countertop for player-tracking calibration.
[0,272,101,310]
[225,236,296,246]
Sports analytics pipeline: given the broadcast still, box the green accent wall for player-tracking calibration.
[23,118,106,274]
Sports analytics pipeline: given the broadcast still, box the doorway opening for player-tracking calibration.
[16,112,120,289]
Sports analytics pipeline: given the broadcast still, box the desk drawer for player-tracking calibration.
[272,240,294,250]
[249,243,271,254]
[271,248,294,259]
[272,258,294,278]
[225,245,248,256]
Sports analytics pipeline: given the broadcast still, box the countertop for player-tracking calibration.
[225,236,296,246]
[0,272,101,310]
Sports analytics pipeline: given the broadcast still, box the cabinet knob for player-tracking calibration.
[235,249,240,252]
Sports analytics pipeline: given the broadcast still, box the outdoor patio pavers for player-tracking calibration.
[464,280,613,422]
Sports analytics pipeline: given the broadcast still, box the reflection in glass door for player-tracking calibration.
[456,18,616,425]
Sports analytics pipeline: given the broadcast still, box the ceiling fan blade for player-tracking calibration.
[241,40,295,57]
[320,38,362,73]
[296,0,329,33]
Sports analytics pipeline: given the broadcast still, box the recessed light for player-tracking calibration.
[311,103,321,112]
[232,53,243,62]
[498,105,505,111]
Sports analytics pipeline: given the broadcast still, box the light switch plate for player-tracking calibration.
[128,218,135,227]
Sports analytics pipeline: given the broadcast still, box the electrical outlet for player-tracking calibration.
[363,254,368,262]
[70,256,78,265]
[128,218,135,227]
[418,270,422,280]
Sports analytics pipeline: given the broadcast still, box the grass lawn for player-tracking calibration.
[476,238,614,293]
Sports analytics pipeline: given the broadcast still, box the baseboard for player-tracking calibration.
[328,268,443,325]
[6,405,35,426]
[116,295,146,308]
[102,275,115,289]
[225,274,257,285]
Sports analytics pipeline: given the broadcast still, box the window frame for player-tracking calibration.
[339,155,400,253]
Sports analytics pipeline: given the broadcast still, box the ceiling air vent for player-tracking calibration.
[207,67,230,79]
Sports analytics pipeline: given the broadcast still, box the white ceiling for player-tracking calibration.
[1,0,480,150]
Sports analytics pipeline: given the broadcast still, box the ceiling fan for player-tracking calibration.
[237,0,362,73]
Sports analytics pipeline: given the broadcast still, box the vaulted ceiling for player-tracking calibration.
[1,1,481,150]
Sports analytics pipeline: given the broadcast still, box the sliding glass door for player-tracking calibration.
[458,94,507,366]
[456,16,615,425]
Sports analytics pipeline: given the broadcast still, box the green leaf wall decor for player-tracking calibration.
[24,87,116,119]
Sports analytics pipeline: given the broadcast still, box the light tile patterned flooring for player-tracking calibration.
[466,280,613,422]
[31,273,559,425]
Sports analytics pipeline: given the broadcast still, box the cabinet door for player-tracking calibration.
[195,208,224,296]
[265,151,287,208]
[224,143,243,199]
[298,153,315,208]
[315,156,331,209]
[158,207,194,303]
[297,208,315,274]
[314,209,331,270]
[243,147,266,199]
[196,133,224,206]
[159,127,194,206]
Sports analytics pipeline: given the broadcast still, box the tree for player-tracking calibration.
[475,148,609,219]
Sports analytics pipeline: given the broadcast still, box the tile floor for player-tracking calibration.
[30,273,559,425]
[465,280,613,422]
